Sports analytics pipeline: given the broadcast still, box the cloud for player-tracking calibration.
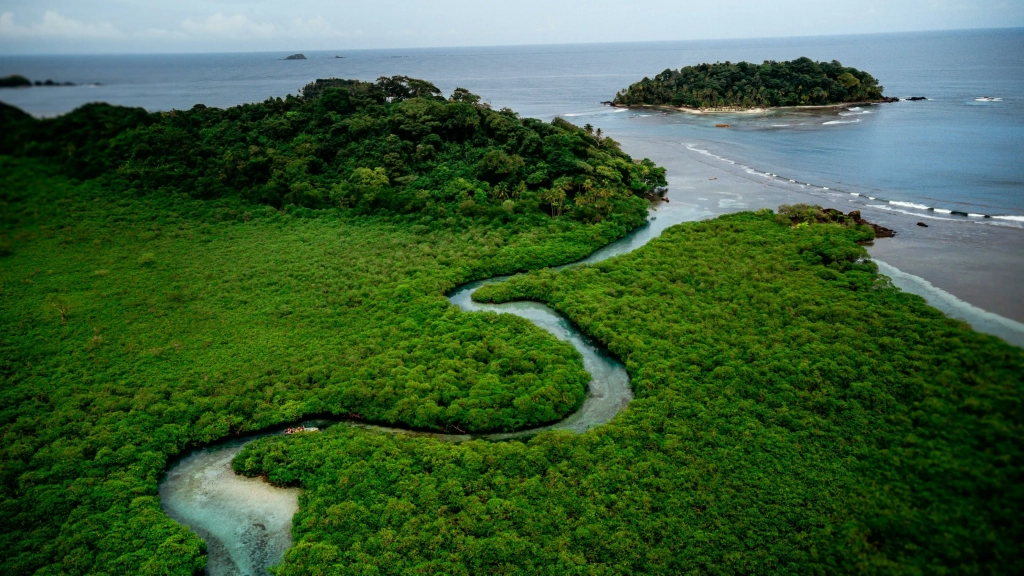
[0,10,341,45]
[180,13,276,38]
[176,13,341,39]
[0,10,124,38]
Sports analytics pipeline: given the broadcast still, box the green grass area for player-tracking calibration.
[235,210,1023,575]
[0,156,642,574]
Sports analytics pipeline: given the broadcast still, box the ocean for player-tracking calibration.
[1,28,1022,223]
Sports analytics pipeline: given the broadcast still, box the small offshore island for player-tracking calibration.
[611,57,894,113]
[0,74,80,88]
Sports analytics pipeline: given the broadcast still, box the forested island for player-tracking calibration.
[0,75,32,88]
[1,75,1021,575]
[0,74,80,88]
[612,57,890,110]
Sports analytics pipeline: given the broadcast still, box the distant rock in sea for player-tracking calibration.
[0,74,32,88]
[1,75,79,88]
[285,54,307,60]
[334,55,345,59]
[906,96,927,101]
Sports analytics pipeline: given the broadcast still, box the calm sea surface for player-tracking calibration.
[2,28,1022,218]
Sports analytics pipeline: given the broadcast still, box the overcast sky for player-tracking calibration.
[1,0,1022,54]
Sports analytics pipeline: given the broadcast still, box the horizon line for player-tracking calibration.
[1,25,1021,58]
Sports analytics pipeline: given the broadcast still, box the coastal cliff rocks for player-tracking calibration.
[847,209,896,237]
[778,205,896,238]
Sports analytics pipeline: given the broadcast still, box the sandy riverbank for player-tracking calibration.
[615,134,1024,330]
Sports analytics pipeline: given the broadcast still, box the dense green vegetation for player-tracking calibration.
[236,210,1023,575]
[613,57,887,109]
[0,78,669,575]
[0,75,32,88]
[2,75,666,223]
[3,75,1021,575]
[0,157,625,574]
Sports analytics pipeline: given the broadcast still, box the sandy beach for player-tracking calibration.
[615,134,1024,329]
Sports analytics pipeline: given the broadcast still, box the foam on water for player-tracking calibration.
[822,119,861,125]
[875,260,1024,347]
[889,200,931,210]
[868,204,962,221]
[683,142,1024,228]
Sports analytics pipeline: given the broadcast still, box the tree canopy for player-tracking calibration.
[3,75,666,226]
[238,210,1021,575]
[0,77,669,575]
[613,57,887,109]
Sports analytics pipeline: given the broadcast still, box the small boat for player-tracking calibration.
[975,97,1002,102]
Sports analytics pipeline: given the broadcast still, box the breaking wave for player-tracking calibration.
[682,143,1024,227]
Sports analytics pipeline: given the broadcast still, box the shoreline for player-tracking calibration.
[613,133,1024,328]
[608,99,895,115]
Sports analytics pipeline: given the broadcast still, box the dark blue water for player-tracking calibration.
[2,28,1022,218]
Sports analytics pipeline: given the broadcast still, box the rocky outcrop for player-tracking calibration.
[0,74,32,88]
[778,205,895,239]
[285,54,307,60]
[847,210,896,238]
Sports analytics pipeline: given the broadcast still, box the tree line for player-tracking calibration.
[2,75,666,226]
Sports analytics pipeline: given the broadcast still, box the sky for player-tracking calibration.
[1,0,1023,54]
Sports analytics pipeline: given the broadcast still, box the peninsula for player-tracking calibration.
[612,57,892,112]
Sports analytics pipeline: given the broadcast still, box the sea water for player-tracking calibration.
[1,28,1022,218]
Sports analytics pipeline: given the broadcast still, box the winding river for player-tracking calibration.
[158,199,1024,575]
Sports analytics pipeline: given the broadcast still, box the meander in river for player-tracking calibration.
[158,200,1022,575]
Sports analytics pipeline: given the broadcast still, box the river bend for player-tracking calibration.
[157,201,1021,575]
